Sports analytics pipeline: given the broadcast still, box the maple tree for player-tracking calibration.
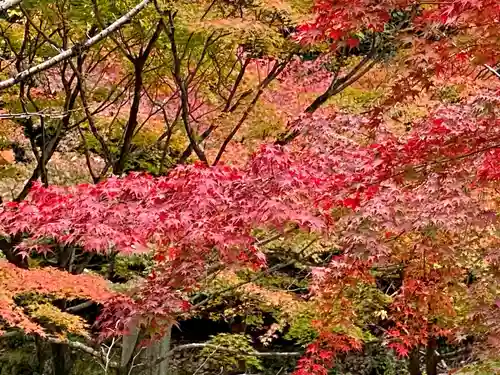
[1,91,500,373]
[0,0,499,374]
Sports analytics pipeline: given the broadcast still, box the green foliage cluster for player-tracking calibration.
[435,85,463,104]
[252,272,309,292]
[0,336,37,375]
[111,253,153,280]
[283,309,318,345]
[81,120,186,174]
[204,288,270,329]
[0,138,12,150]
[346,283,393,326]
[0,166,20,180]
[12,293,88,337]
[456,359,500,375]
[201,333,263,372]
[330,86,384,112]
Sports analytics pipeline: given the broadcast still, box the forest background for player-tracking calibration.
[0,0,499,375]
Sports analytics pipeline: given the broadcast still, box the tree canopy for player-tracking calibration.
[0,0,499,375]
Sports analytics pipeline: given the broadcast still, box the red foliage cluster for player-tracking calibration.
[0,89,498,363]
[297,0,500,51]
[295,333,363,375]
[295,0,500,84]
[0,1,498,374]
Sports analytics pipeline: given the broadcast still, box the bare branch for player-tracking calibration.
[114,19,163,174]
[46,337,119,368]
[165,11,208,164]
[0,110,79,119]
[213,57,291,165]
[70,60,115,167]
[0,0,152,90]
[141,343,302,371]
[66,300,95,313]
[305,37,378,114]
[0,0,22,12]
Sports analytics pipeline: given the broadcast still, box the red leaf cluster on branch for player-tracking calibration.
[295,0,500,74]
[0,90,499,369]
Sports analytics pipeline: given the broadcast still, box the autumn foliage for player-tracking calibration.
[0,0,499,374]
[0,260,113,335]
[1,89,500,368]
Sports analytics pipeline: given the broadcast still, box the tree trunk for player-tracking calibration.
[121,323,173,375]
[426,337,439,375]
[51,342,73,375]
[121,319,140,369]
[408,347,422,375]
[35,337,52,375]
[143,325,172,375]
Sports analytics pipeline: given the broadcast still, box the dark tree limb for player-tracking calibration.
[213,57,291,165]
[165,11,208,164]
[114,20,163,174]
[276,36,380,146]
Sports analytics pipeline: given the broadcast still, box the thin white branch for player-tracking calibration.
[47,337,119,368]
[0,109,81,119]
[127,347,144,375]
[0,0,22,12]
[193,345,220,375]
[104,337,117,374]
[141,343,302,370]
[174,343,302,357]
[484,64,500,79]
[0,0,152,90]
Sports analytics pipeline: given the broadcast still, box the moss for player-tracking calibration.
[0,336,37,375]
[0,349,37,375]
[0,342,102,375]
[71,354,104,375]
[333,343,409,375]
